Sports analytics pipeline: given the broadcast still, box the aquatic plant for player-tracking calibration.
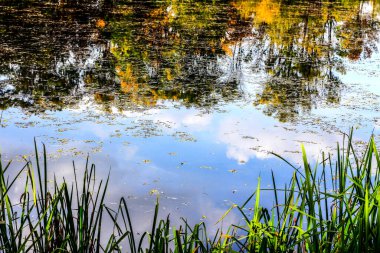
[0,141,213,253]
[1,131,379,252]
[219,130,380,252]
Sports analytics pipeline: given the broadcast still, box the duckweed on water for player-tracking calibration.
[1,130,380,252]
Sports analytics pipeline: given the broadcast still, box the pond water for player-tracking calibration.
[0,0,380,231]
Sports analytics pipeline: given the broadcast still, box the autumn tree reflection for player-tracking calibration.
[0,0,378,119]
[107,0,243,109]
[228,0,380,121]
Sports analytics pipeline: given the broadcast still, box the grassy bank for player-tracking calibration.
[1,131,380,252]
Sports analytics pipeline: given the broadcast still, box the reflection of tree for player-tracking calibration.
[0,0,378,118]
[254,75,341,122]
[226,0,380,121]
[0,1,113,111]
[0,0,245,112]
[108,0,243,109]
[338,1,380,60]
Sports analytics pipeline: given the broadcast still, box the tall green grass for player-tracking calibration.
[219,131,380,252]
[1,131,379,252]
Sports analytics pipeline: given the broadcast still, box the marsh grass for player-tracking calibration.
[1,130,379,252]
[218,130,380,252]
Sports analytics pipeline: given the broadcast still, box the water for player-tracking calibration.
[0,0,380,231]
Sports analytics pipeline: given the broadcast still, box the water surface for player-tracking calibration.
[1,0,380,230]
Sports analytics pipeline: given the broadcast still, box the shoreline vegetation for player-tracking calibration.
[1,131,380,252]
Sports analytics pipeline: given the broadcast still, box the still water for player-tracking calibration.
[0,0,380,230]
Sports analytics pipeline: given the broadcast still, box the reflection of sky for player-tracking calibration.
[0,105,290,230]
[1,71,380,229]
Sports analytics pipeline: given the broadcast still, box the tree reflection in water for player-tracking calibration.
[0,0,378,121]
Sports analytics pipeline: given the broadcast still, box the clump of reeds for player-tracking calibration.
[219,130,380,252]
[1,130,379,252]
[0,140,212,253]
